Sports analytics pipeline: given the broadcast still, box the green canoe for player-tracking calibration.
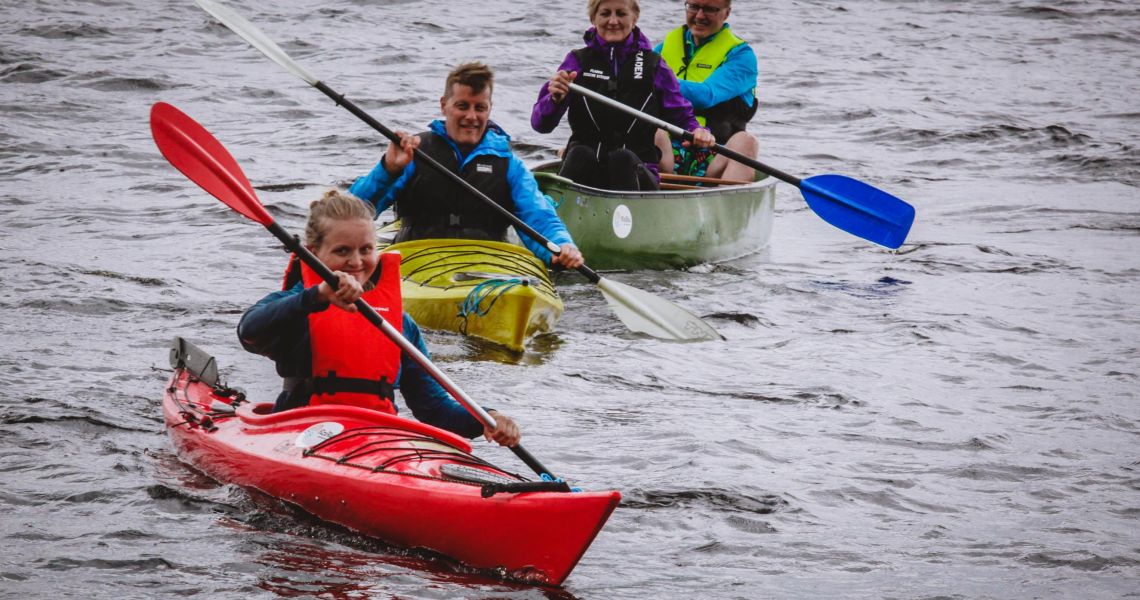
[533,161,777,270]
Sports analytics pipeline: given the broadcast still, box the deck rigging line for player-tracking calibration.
[397,243,557,297]
[304,425,526,486]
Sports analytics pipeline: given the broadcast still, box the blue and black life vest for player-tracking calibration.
[394,131,515,242]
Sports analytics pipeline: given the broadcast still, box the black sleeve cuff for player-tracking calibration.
[300,285,331,313]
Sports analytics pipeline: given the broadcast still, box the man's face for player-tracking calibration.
[440,83,491,148]
[685,1,730,41]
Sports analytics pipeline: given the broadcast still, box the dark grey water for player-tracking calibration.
[2,1,1138,598]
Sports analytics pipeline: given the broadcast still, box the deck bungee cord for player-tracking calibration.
[304,426,575,497]
[397,244,554,290]
[304,427,523,479]
[394,242,559,337]
[458,278,528,335]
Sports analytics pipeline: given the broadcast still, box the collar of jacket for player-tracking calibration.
[427,119,513,162]
[583,26,653,56]
[684,23,733,53]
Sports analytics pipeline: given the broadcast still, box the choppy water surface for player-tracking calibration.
[1,1,1137,598]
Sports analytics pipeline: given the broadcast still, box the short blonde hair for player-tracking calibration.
[304,189,374,249]
[588,0,640,20]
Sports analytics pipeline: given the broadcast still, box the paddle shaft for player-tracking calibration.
[567,82,802,187]
[264,220,558,479]
[312,82,605,285]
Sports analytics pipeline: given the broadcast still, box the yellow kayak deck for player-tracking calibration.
[386,238,563,352]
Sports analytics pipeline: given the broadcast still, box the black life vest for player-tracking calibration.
[566,43,662,166]
[394,132,515,242]
[698,91,757,146]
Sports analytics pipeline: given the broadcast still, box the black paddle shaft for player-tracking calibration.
[312,82,604,284]
[264,220,560,480]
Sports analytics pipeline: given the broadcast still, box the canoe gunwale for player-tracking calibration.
[532,159,779,202]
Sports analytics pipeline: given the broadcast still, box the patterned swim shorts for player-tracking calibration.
[671,138,714,177]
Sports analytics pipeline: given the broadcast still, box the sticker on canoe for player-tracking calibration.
[612,204,633,239]
[295,422,344,449]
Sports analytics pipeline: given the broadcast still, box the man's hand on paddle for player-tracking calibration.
[383,131,420,175]
[484,410,521,447]
[684,127,716,150]
[552,244,583,269]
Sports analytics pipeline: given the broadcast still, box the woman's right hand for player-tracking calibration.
[318,271,364,312]
[548,70,577,104]
[383,131,420,175]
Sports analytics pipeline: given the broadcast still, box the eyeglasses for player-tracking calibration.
[685,2,724,15]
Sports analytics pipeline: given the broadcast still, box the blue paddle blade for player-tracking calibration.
[799,174,915,249]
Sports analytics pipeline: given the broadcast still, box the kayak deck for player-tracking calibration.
[387,238,563,351]
[162,338,618,586]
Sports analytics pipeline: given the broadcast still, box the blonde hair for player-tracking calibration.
[588,0,640,19]
[304,189,374,249]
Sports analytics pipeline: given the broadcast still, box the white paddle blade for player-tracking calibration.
[597,277,723,342]
[195,0,319,86]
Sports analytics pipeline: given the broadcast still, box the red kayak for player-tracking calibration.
[162,337,620,586]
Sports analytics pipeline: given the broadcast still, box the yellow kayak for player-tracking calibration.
[385,238,563,352]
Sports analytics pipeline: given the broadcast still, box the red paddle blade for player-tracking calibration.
[149,102,273,226]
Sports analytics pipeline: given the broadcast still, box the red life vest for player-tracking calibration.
[296,252,404,414]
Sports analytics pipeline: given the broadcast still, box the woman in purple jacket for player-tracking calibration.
[531,0,714,191]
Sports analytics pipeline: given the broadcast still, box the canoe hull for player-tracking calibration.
[535,162,777,270]
[388,238,563,351]
[163,365,618,586]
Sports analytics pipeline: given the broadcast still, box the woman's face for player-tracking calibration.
[312,218,377,284]
[592,0,637,44]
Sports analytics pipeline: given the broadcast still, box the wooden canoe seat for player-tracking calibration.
[660,173,753,188]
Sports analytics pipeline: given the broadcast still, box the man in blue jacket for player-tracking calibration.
[350,62,584,269]
[653,0,759,182]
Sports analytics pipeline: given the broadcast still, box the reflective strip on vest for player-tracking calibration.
[300,252,403,414]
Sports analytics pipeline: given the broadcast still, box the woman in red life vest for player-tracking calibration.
[238,190,520,446]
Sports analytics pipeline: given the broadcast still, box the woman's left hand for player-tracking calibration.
[484,410,521,447]
[686,127,716,149]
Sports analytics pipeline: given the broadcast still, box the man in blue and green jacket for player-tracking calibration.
[653,0,759,182]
